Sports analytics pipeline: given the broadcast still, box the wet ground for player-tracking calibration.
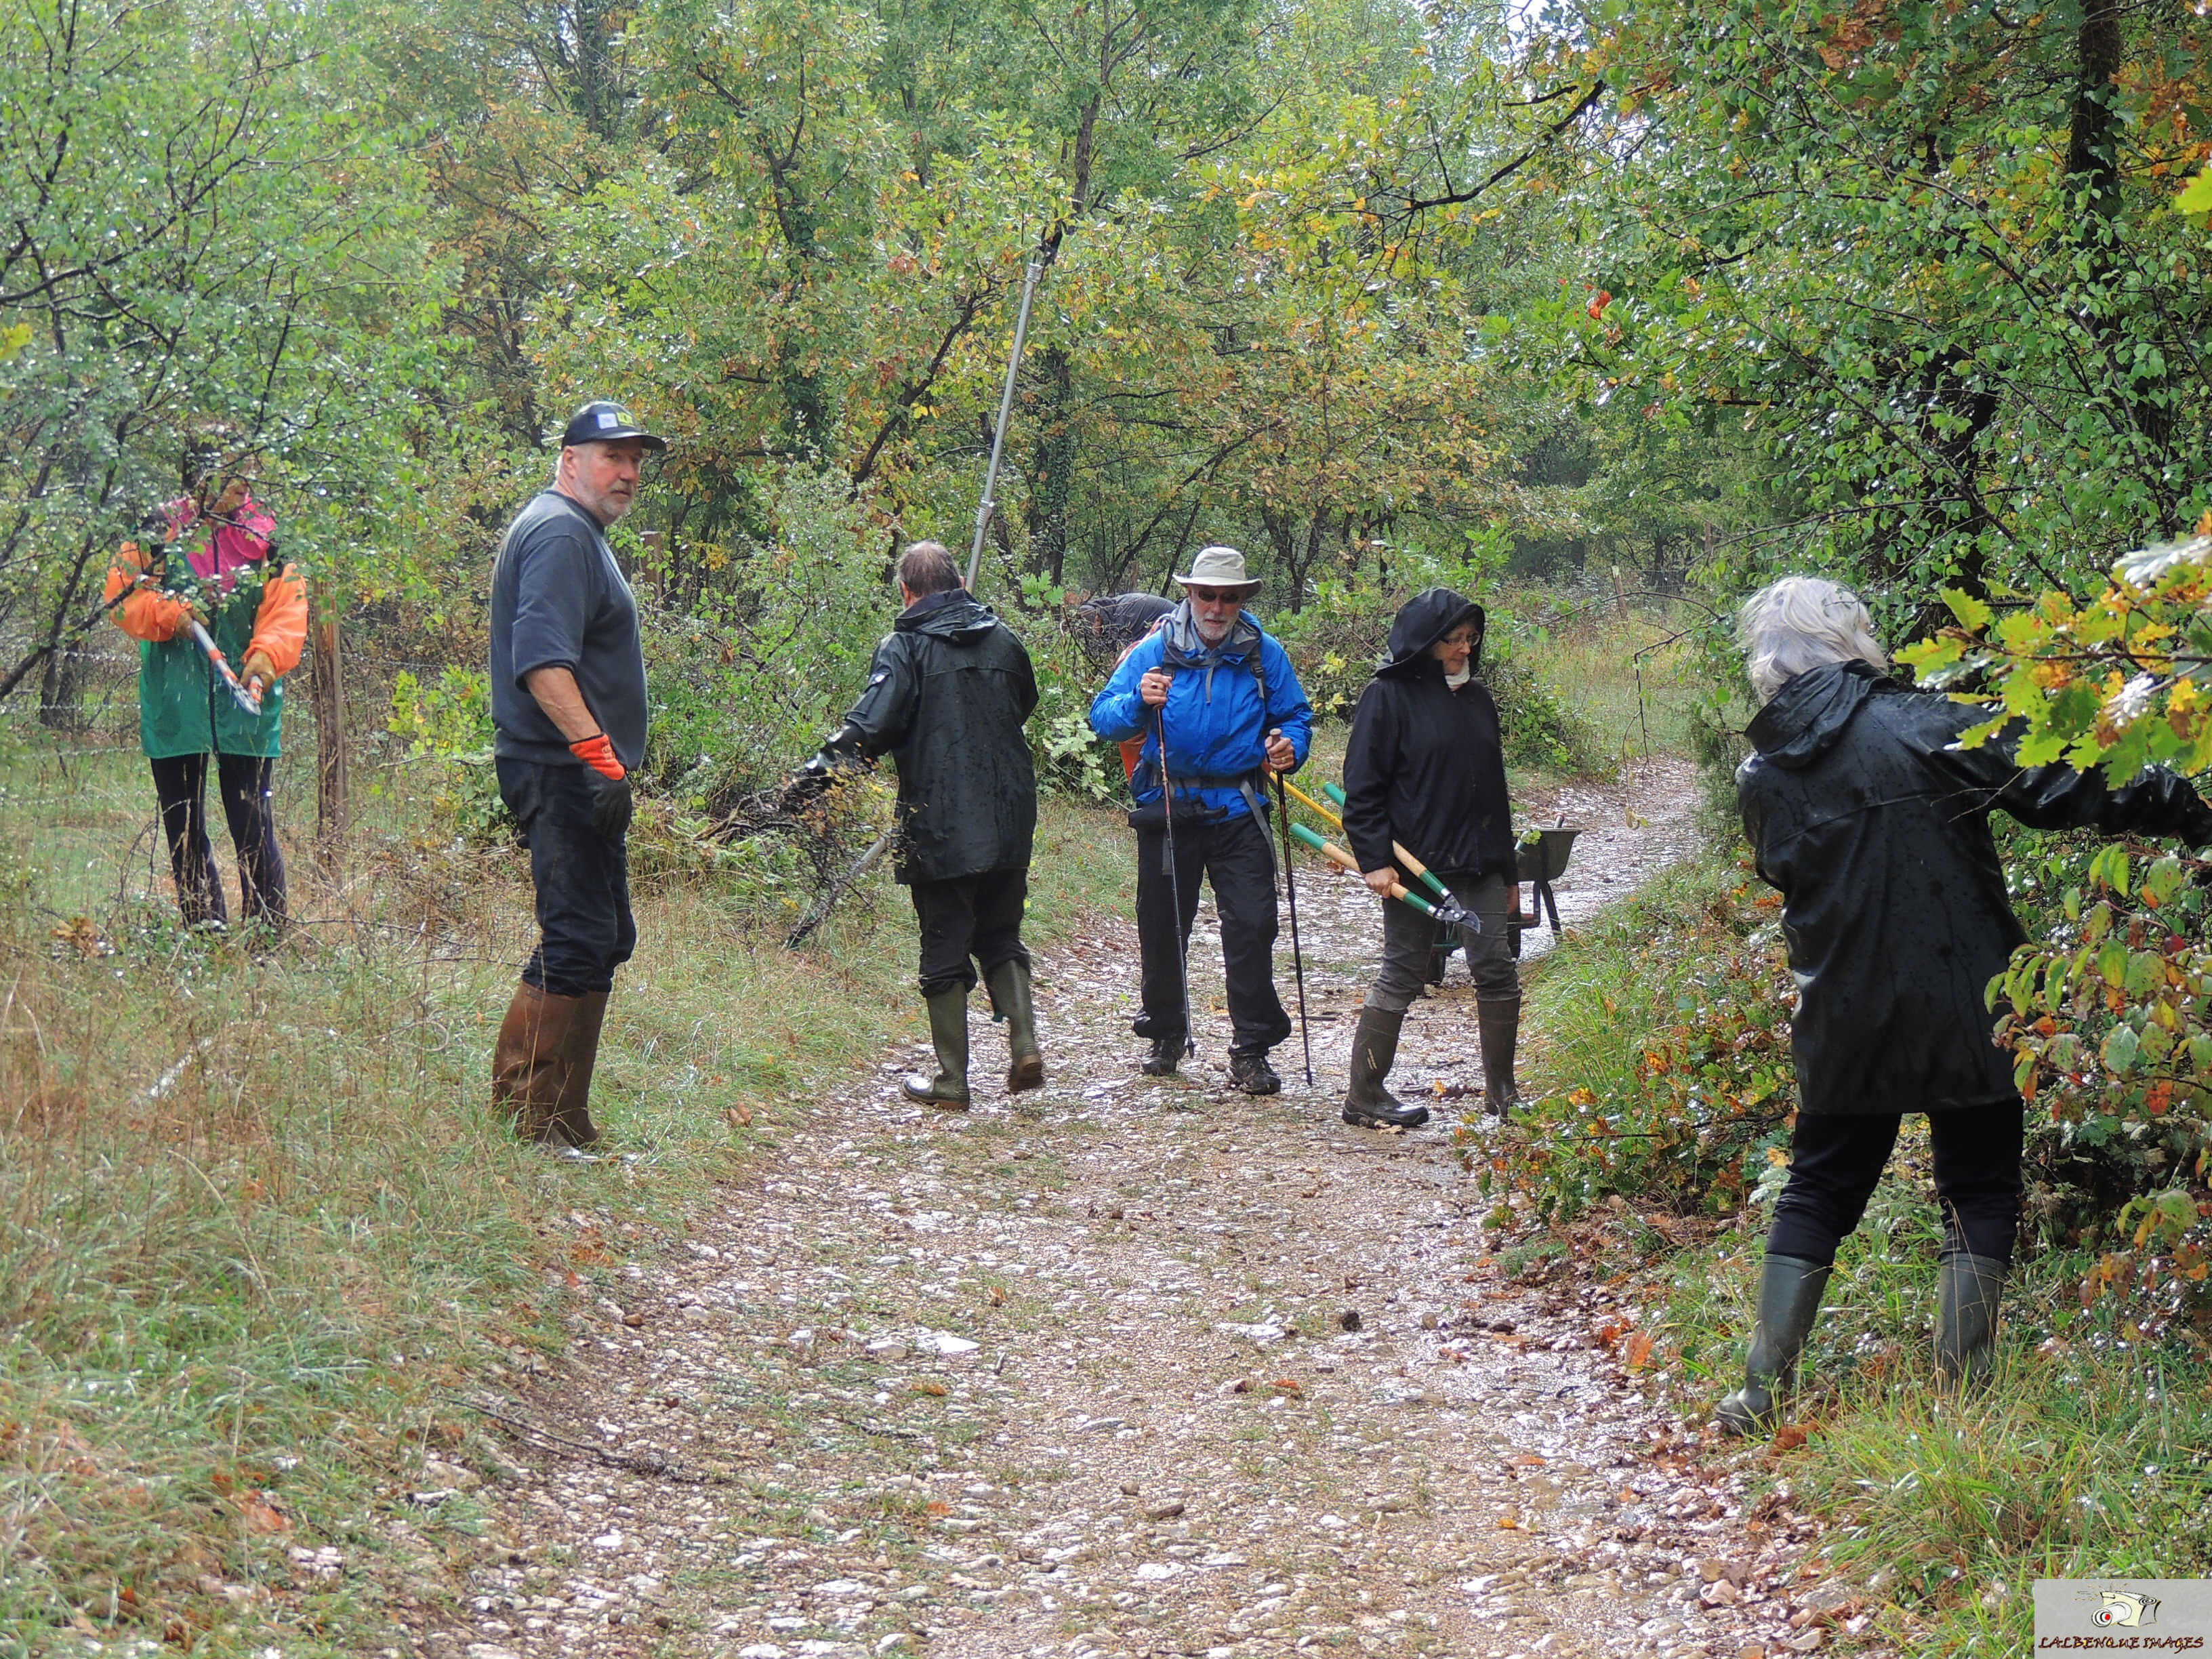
[414,759,1880,1659]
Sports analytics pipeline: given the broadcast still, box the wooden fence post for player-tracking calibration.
[310,613,349,859]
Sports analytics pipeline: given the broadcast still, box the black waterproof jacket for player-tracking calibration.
[1341,588,1517,880]
[1739,661,2212,1116]
[842,589,1039,884]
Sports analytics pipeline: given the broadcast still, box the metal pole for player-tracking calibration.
[1156,704,1195,1060]
[966,259,1044,594]
[1273,768,1313,1090]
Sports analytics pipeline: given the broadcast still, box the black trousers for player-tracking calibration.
[909,868,1029,998]
[1767,1101,2024,1267]
[496,757,635,997]
[1134,810,1290,1056]
[150,753,286,929]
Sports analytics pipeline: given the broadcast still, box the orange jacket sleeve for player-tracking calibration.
[245,563,308,678]
[104,542,188,642]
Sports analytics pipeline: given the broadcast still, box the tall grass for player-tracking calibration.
[0,728,1132,1652]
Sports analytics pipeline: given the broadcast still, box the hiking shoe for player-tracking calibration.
[1141,1036,1182,1076]
[1229,1051,1281,1095]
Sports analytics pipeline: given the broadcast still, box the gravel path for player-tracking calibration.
[413,759,1873,1659]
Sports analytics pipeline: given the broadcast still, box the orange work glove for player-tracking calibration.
[569,732,627,781]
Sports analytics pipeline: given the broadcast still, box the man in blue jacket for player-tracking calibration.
[1090,546,1314,1092]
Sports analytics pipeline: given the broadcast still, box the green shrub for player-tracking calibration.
[386,665,509,843]
[1471,855,1795,1221]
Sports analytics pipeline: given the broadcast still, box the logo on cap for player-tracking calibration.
[598,409,619,428]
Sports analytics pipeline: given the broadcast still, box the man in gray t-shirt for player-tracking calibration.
[487,400,662,1153]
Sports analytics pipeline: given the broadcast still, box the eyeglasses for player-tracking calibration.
[1187,587,1242,605]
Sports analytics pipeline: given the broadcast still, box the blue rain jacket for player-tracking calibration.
[1088,605,1313,821]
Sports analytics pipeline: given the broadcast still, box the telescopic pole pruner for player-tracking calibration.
[965,258,1045,596]
[1273,764,1313,1090]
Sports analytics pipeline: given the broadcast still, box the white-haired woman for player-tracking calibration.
[1721,575,2212,1434]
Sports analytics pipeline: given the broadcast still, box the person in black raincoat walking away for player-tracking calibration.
[1720,576,2212,1434]
[1339,588,1523,1128]
[798,542,1042,1111]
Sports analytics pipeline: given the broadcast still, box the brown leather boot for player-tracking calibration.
[554,991,609,1149]
[492,982,582,1146]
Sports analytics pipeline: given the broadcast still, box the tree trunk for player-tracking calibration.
[310,615,350,861]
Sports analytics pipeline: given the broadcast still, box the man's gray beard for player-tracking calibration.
[1194,619,1232,643]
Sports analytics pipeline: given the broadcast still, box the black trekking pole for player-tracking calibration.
[1272,759,1314,1090]
[1155,703,1196,1061]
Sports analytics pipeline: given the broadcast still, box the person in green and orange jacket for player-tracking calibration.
[104,457,306,931]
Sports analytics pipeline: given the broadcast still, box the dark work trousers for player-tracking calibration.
[909,868,1031,998]
[1767,1101,2026,1267]
[496,757,636,997]
[1368,869,1516,1013]
[1134,810,1290,1057]
[149,753,287,930]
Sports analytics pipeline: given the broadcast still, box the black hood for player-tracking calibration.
[1746,659,1886,769]
[1378,587,1486,680]
[897,588,1000,646]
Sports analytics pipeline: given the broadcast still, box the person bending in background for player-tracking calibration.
[1338,588,1522,1128]
[106,448,305,933]
[796,541,1043,1111]
[1720,575,2212,1434]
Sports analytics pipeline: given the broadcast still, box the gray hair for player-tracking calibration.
[896,540,962,597]
[1738,575,1888,703]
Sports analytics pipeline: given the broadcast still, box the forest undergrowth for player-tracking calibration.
[1500,851,2212,1658]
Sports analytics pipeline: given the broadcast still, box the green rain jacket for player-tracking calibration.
[105,498,308,759]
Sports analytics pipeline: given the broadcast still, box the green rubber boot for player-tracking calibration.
[1341,1005,1428,1128]
[1477,993,1521,1118]
[1936,1252,2007,1393]
[984,959,1044,1093]
[1715,1253,1832,1436]
[903,989,970,1110]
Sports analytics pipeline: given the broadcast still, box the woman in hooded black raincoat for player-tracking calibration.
[1338,588,1523,1128]
[1720,576,2212,1435]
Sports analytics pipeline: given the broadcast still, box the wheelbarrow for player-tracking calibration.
[1509,825,1581,956]
[1424,823,1582,978]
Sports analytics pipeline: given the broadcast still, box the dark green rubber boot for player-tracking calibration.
[1477,992,1521,1118]
[1936,1252,2007,1393]
[1715,1253,1832,1436]
[902,989,970,1110]
[984,959,1044,1093]
[1341,1005,1428,1128]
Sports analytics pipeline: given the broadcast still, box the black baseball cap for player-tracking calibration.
[560,401,667,452]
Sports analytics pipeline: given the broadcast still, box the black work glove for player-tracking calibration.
[781,724,869,813]
[569,734,634,840]
[583,771,633,840]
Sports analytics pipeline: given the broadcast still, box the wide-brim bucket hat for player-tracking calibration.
[1173,544,1263,594]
